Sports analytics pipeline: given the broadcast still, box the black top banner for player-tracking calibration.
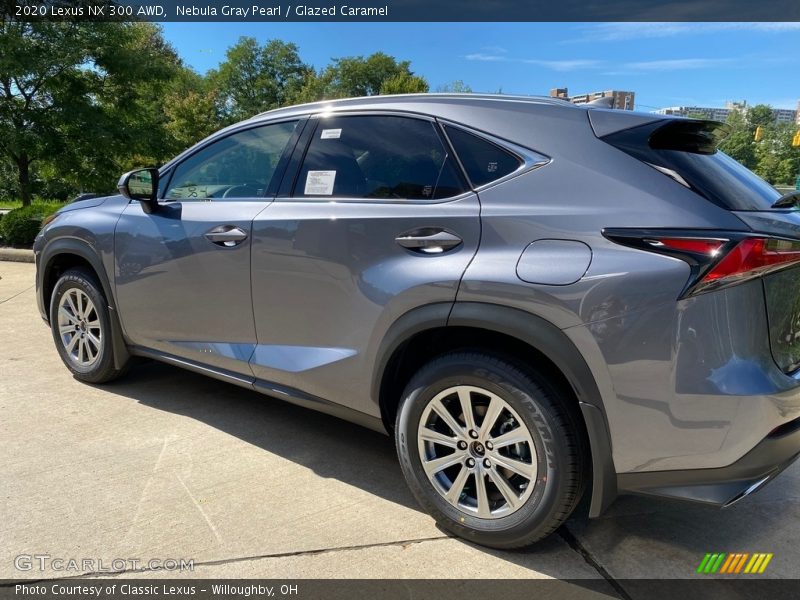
[5,0,800,22]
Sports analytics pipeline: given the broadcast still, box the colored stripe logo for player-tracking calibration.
[697,553,773,574]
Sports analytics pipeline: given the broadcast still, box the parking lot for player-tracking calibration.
[2,260,799,594]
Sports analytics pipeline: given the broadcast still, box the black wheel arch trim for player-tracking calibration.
[38,238,130,370]
[372,301,617,517]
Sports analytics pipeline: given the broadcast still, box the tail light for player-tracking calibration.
[603,229,800,298]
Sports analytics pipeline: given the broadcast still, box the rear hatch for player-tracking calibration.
[591,111,800,374]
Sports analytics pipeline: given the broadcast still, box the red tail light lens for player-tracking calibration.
[603,229,800,298]
[701,238,800,283]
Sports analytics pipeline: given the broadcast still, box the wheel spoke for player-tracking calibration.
[87,332,101,349]
[78,338,86,363]
[422,451,465,478]
[474,471,491,517]
[491,453,536,480]
[480,395,504,438]
[65,293,79,318]
[488,428,529,448]
[487,468,521,510]
[444,466,470,503]
[65,333,80,354]
[84,339,96,361]
[457,387,476,432]
[59,307,78,324]
[59,323,75,335]
[419,427,458,448]
[430,399,465,438]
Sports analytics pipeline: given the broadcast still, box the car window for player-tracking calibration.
[444,125,523,187]
[294,116,466,200]
[165,121,298,200]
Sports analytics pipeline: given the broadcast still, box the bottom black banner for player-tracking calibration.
[1,579,799,600]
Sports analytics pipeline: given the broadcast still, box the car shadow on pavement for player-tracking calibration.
[98,359,424,511]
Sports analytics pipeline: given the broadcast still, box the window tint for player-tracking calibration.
[295,116,465,200]
[165,121,297,200]
[444,125,523,187]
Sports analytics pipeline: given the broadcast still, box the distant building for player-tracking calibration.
[796,100,800,125]
[549,87,635,110]
[654,101,797,124]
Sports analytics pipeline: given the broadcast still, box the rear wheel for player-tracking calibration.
[395,351,586,549]
[50,268,128,383]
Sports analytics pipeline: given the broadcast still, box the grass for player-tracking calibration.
[0,199,66,210]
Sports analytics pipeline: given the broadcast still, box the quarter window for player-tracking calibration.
[294,116,465,200]
[165,121,298,200]
[444,125,522,187]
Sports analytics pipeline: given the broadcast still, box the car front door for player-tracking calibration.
[249,113,481,416]
[114,119,301,377]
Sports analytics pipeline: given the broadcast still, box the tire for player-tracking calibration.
[49,267,128,384]
[395,351,586,549]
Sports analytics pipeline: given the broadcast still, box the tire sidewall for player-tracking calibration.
[50,270,114,381]
[396,355,574,547]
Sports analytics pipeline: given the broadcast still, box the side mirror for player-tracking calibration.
[118,168,159,214]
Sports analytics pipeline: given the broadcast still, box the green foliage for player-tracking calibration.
[0,29,426,201]
[0,21,186,204]
[295,52,429,101]
[0,202,62,247]
[209,38,310,122]
[437,80,473,93]
[719,106,800,185]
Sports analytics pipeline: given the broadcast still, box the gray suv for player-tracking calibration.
[34,94,800,548]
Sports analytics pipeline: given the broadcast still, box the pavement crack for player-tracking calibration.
[2,536,451,583]
[0,284,34,304]
[558,526,632,600]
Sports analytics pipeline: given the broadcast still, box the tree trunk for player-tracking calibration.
[16,153,32,206]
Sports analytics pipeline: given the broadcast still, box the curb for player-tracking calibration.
[0,248,34,263]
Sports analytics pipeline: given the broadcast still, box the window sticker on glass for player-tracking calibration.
[304,170,337,195]
[320,128,342,139]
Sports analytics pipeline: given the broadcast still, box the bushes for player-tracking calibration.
[0,203,62,247]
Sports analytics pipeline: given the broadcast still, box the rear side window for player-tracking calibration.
[294,116,466,200]
[444,125,523,187]
[601,119,781,211]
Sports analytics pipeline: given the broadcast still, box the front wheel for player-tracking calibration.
[50,267,128,384]
[395,351,586,549]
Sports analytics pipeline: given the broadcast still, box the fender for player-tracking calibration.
[38,237,130,370]
[448,302,616,517]
[372,301,617,517]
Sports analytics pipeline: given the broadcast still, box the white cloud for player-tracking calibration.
[465,53,601,71]
[465,53,507,62]
[568,22,800,43]
[521,59,602,71]
[624,58,734,71]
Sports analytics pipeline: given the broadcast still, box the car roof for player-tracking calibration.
[245,93,583,122]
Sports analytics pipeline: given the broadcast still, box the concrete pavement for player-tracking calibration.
[1,261,798,593]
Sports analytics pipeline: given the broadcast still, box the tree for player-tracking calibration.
[0,21,183,203]
[209,38,310,122]
[295,52,429,102]
[437,80,473,93]
[747,104,775,129]
[719,109,757,170]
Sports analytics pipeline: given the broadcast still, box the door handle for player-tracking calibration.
[205,225,248,247]
[395,229,462,254]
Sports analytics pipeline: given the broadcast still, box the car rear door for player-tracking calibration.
[248,113,480,416]
[114,119,302,377]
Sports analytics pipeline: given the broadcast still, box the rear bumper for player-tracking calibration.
[617,416,800,506]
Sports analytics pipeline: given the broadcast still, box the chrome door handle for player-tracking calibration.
[395,229,462,254]
[205,225,248,247]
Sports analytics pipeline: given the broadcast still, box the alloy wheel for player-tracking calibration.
[417,385,537,519]
[57,288,102,368]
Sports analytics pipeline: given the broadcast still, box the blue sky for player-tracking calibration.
[161,22,800,112]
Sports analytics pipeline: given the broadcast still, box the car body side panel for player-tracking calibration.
[113,200,268,376]
[249,193,481,417]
